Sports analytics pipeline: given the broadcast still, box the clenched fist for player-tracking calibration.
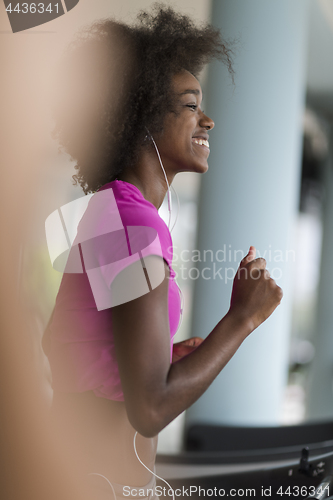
[229,246,283,333]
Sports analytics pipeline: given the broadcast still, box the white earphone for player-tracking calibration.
[145,127,173,231]
[145,128,184,327]
[88,130,183,500]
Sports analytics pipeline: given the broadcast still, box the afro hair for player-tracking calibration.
[51,4,234,194]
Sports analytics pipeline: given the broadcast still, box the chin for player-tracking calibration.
[178,161,209,175]
[192,163,209,174]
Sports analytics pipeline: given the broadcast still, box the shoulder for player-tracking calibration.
[97,180,173,265]
[81,181,172,310]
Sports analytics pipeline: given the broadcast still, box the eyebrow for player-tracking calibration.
[178,89,201,96]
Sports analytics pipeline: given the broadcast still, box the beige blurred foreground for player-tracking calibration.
[0,7,92,500]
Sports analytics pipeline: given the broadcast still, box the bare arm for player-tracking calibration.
[111,247,282,437]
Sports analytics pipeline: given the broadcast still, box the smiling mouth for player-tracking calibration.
[192,138,210,149]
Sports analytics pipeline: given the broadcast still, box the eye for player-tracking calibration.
[186,104,198,111]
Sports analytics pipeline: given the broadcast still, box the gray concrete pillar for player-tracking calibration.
[186,0,310,426]
[307,128,333,421]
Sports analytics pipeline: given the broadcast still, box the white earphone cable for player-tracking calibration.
[149,135,172,211]
[133,431,175,500]
[170,184,180,234]
[145,128,173,230]
[87,472,117,500]
[135,130,183,494]
[87,133,182,500]
[147,129,184,331]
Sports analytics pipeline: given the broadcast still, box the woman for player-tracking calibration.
[43,6,282,499]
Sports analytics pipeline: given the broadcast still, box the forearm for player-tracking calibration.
[138,312,252,436]
[116,252,282,438]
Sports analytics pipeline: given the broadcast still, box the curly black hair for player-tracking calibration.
[52,4,234,194]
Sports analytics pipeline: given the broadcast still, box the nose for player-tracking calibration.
[199,111,214,131]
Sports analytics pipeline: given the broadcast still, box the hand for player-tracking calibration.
[172,337,204,363]
[229,246,283,333]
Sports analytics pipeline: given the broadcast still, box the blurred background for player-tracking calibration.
[2,0,333,490]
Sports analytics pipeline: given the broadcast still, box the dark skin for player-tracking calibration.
[114,70,282,437]
[51,70,282,487]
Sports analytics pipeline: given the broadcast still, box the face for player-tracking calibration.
[154,70,215,175]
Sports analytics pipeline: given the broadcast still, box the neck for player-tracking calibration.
[117,147,175,210]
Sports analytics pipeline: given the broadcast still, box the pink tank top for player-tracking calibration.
[44,180,181,401]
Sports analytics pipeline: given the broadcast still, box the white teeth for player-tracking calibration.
[193,138,209,148]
